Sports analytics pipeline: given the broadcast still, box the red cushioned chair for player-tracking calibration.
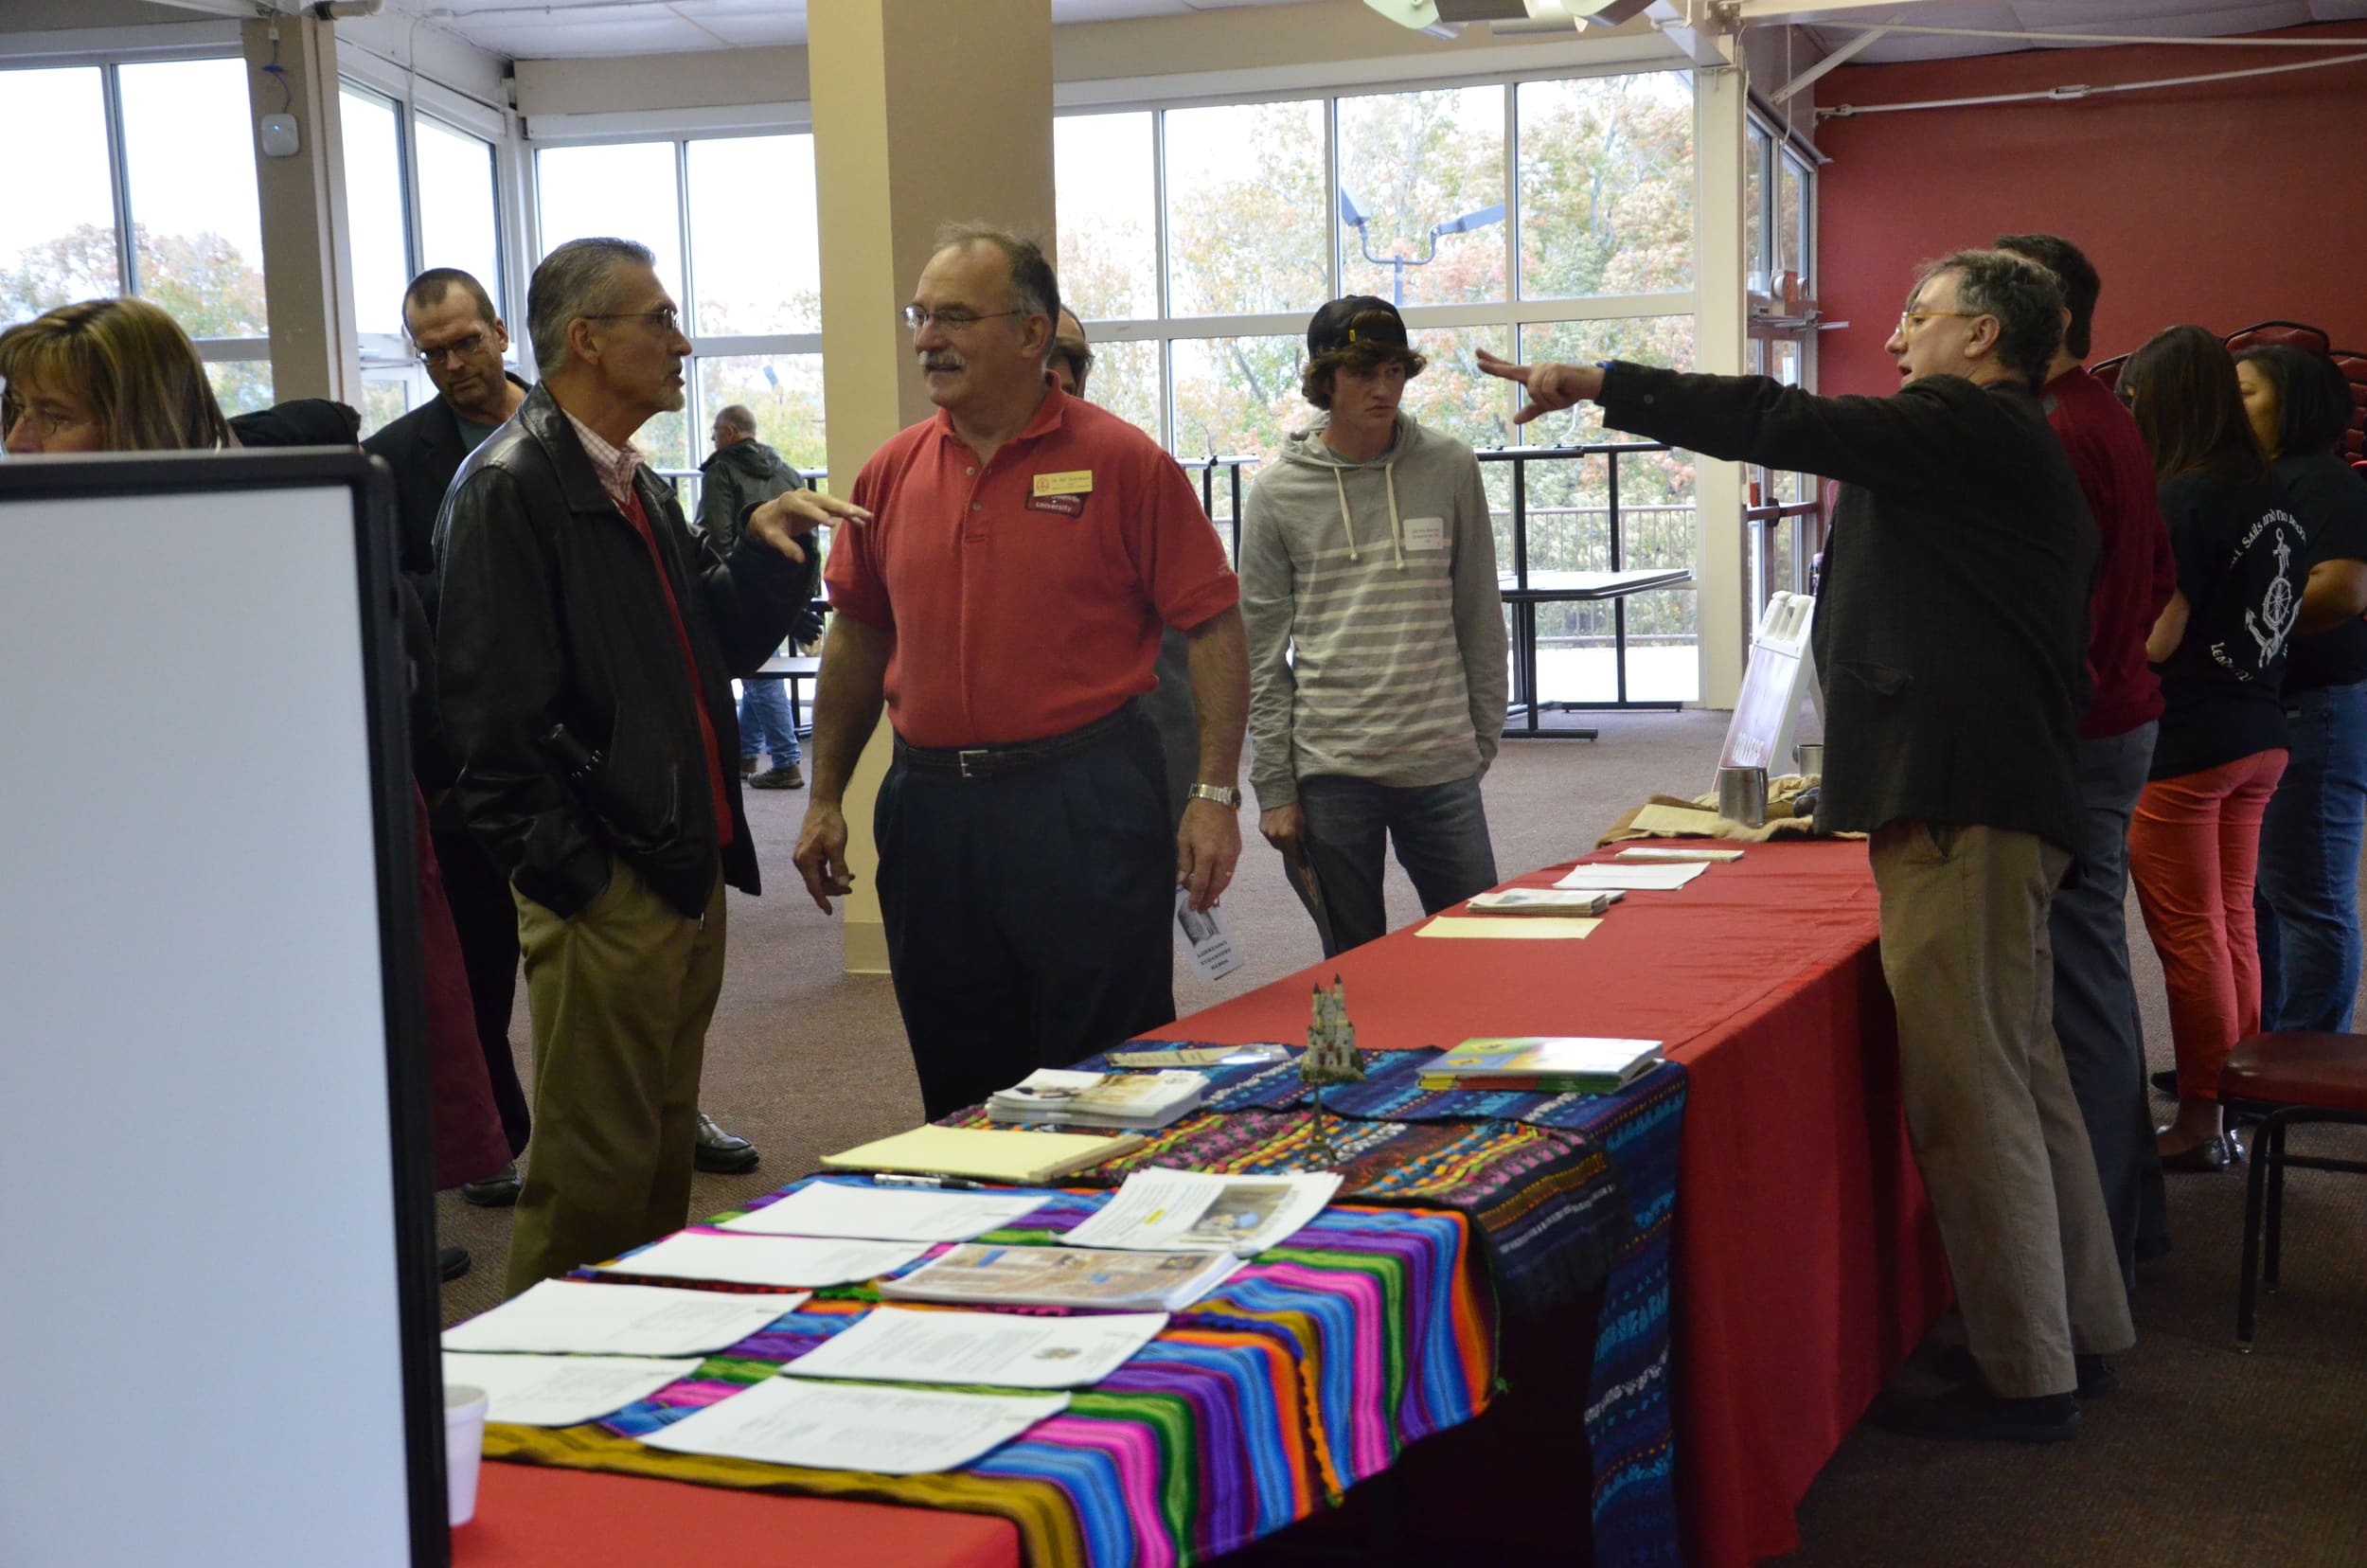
[2217,1032,2367,1350]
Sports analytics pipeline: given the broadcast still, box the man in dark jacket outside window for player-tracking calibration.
[1478,248,2134,1444]
[436,238,842,1294]
[700,403,812,792]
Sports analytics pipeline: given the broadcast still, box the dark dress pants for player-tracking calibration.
[2046,721,2165,1286]
[432,822,531,1155]
[877,714,1179,1121]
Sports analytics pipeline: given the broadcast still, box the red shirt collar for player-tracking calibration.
[930,383,1071,451]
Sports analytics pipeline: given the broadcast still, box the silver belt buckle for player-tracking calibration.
[958,748,992,778]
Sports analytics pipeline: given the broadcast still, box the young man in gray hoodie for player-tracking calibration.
[1241,295,1509,955]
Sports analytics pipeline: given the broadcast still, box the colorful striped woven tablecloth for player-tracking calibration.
[485,1190,1492,1568]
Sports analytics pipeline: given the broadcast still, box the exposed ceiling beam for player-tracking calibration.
[1771,23,1885,99]
[1728,0,1937,19]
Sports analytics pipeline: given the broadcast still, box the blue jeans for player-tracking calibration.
[1293,773,1498,956]
[2255,680,2367,1032]
[738,679,800,768]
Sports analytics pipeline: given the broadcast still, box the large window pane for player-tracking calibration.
[1746,127,1771,293]
[0,68,119,319]
[1056,113,1156,323]
[1170,334,1305,472]
[417,116,502,313]
[1516,73,1693,300]
[119,58,268,337]
[1403,325,1513,454]
[1337,86,1505,308]
[1165,101,1326,318]
[339,86,409,336]
[1777,152,1807,290]
[696,354,827,474]
[685,134,819,336]
[1077,338,1160,445]
[536,142,683,298]
[205,360,275,418]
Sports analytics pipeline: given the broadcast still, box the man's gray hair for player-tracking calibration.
[932,221,1061,365]
[715,403,758,436]
[1917,247,2065,389]
[527,237,656,373]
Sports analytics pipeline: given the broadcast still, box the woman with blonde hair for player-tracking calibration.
[0,295,231,454]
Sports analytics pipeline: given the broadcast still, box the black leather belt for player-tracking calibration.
[895,702,1139,780]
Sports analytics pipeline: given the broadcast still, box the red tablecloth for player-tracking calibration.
[454,1462,1020,1568]
[1146,837,1950,1567]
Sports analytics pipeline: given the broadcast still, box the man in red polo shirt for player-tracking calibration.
[1997,233,2178,1286]
[793,224,1248,1118]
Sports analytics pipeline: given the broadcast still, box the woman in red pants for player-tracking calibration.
[2119,326,2307,1171]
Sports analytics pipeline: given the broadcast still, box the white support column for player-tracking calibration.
[241,16,361,404]
[1692,59,1751,710]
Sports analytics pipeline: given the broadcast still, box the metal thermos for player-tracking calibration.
[1793,742,1824,777]
[1717,764,1768,828]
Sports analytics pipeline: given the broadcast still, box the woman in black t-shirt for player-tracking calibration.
[2121,326,2305,1172]
[2234,345,2367,1035]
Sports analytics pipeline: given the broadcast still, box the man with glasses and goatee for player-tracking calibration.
[793,223,1248,1122]
[436,238,841,1294]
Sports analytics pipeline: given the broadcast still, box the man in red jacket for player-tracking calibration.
[1998,233,2178,1287]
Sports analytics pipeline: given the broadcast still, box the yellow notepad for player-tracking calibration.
[821,1125,1146,1185]
[1415,916,1600,940]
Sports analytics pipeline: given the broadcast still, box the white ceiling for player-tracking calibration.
[385,0,1324,62]
[1786,0,2367,63]
[368,0,2367,63]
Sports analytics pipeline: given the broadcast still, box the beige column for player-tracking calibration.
[810,0,1056,973]
[1691,61,1751,710]
[241,16,362,405]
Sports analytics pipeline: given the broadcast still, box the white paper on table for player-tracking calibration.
[441,1351,701,1427]
[1554,861,1711,891]
[1059,1168,1341,1256]
[439,1279,808,1357]
[716,1181,1053,1241]
[597,1232,931,1289]
[1172,885,1244,981]
[641,1375,1067,1476]
[780,1307,1167,1390]
[1614,846,1744,863]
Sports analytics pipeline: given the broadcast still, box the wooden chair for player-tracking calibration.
[2218,1031,2367,1349]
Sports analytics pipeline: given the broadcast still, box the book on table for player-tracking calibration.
[1426,1036,1665,1093]
[820,1124,1145,1185]
[1465,887,1622,917]
[987,1068,1209,1131]
[880,1242,1247,1312]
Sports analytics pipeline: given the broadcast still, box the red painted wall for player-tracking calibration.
[1814,23,2367,396]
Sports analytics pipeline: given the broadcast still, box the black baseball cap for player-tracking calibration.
[1307,295,1409,357]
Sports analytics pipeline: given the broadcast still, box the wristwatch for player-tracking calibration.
[1187,783,1243,810]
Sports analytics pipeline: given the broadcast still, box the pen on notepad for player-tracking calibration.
[870,1173,985,1190]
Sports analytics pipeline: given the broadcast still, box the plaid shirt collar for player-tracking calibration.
[563,408,645,513]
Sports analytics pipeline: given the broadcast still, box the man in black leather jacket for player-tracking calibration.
[436,238,844,1294]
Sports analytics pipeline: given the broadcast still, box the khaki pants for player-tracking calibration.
[503,857,726,1297]
[1870,822,2135,1397]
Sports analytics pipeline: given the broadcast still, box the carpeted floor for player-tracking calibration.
[434,706,2367,1566]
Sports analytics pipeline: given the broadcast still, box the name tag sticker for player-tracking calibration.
[1033,470,1095,497]
[1026,492,1085,518]
[1403,516,1448,551]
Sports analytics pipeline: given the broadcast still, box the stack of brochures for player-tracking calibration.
[987,1068,1209,1131]
[1465,887,1622,917]
[819,1124,1146,1184]
[1420,1036,1665,1094]
[881,1242,1247,1312]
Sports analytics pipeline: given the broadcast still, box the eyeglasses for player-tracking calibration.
[583,306,682,335]
[900,305,1024,333]
[414,331,489,367]
[1896,310,1986,336]
[1,398,94,439]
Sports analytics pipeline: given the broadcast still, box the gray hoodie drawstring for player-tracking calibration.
[1331,466,1359,562]
[1330,457,1407,569]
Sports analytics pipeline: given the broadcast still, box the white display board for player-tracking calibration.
[0,453,440,1567]
[1717,590,1824,783]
